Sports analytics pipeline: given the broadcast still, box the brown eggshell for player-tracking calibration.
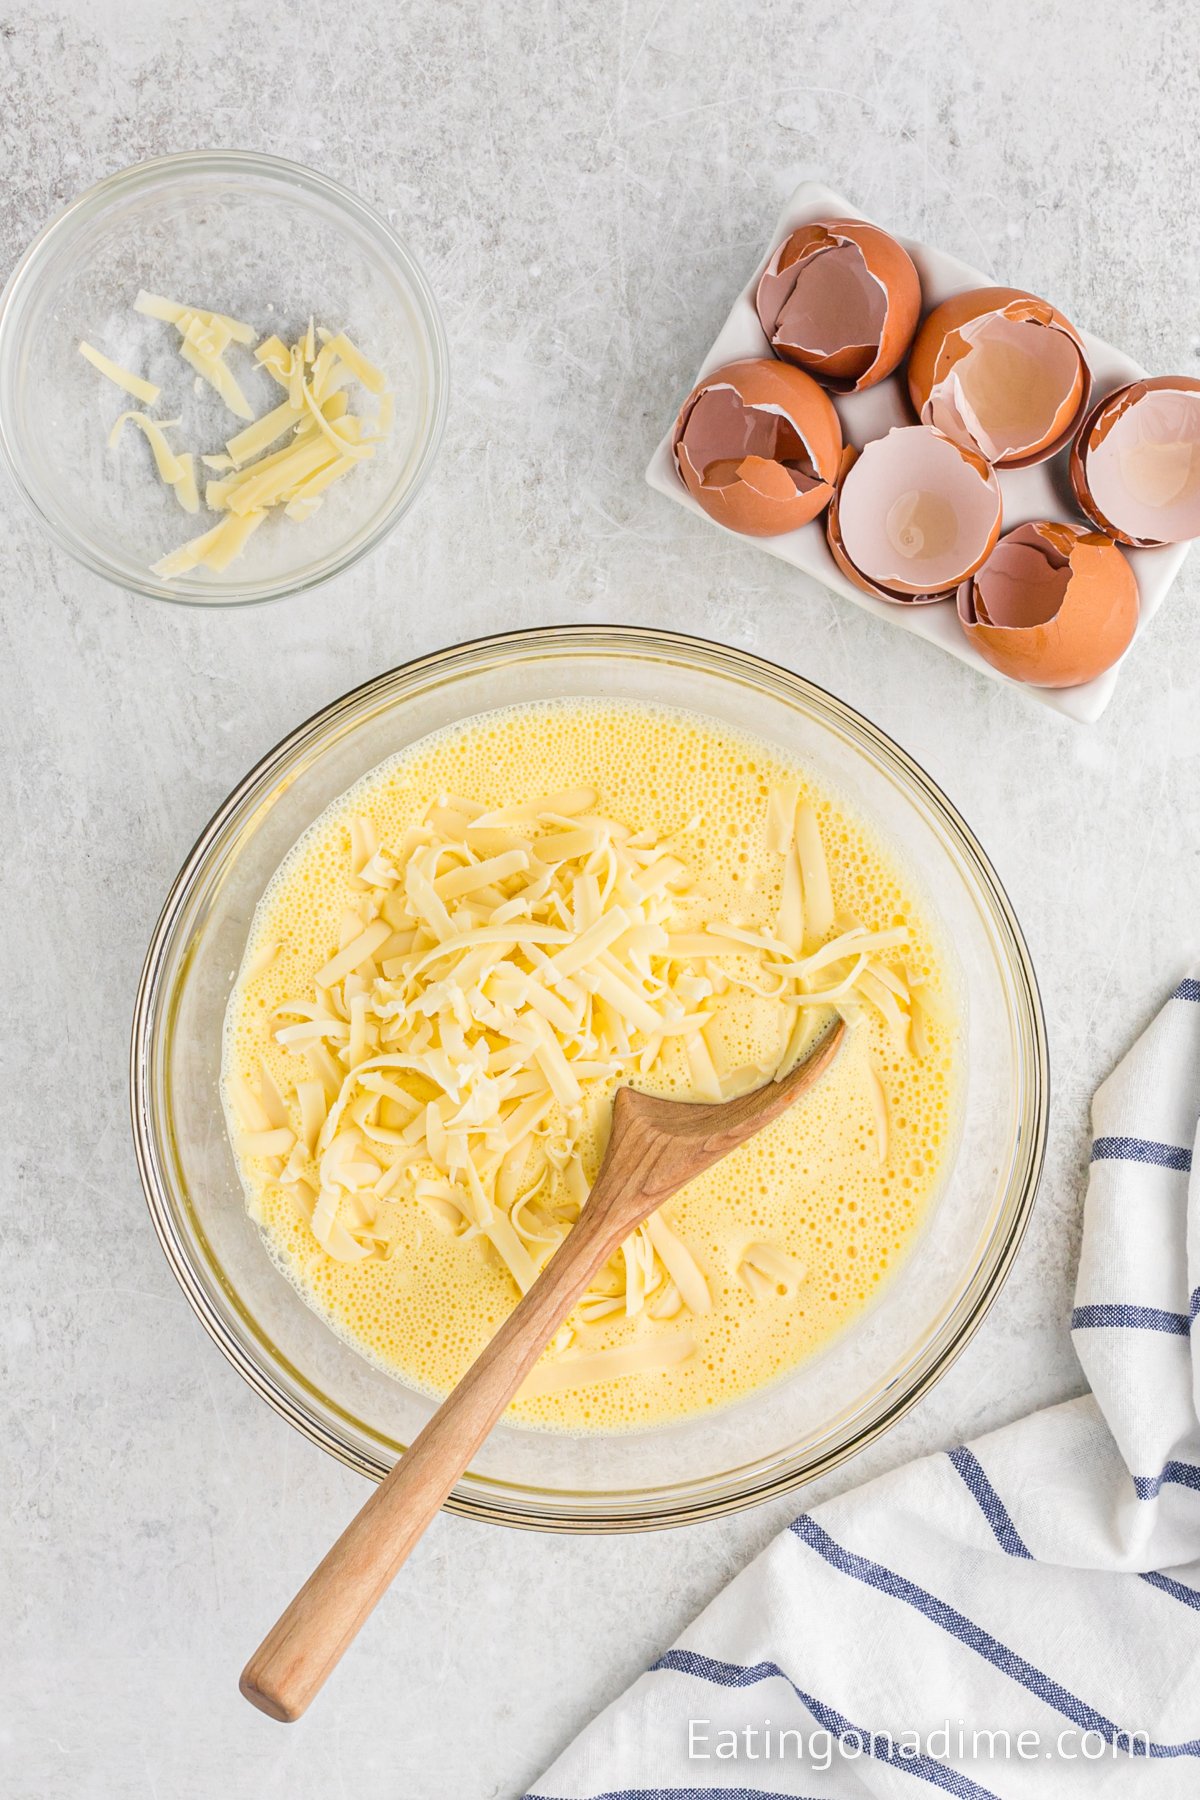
[1070,376,1200,547]
[672,357,843,537]
[956,520,1138,687]
[826,426,1003,604]
[755,219,921,392]
[907,286,1090,468]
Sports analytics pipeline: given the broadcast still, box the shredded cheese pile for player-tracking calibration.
[230,782,933,1371]
[79,293,392,578]
[133,290,258,419]
[108,413,199,514]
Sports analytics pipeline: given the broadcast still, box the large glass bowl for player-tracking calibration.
[130,627,1048,1530]
[0,151,447,606]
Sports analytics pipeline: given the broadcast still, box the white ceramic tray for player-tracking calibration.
[645,180,1190,723]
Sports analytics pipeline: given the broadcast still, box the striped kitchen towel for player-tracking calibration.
[527,973,1200,1798]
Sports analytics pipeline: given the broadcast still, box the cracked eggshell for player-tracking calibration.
[826,426,1003,604]
[671,357,842,537]
[907,286,1090,468]
[1070,376,1200,547]
[755,219,921,392]
[956,520,1137,687]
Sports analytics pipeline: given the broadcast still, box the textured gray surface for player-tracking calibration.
[2,3,1199,1796]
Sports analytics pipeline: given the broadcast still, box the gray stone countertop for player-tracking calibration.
[2,2,1198,1794]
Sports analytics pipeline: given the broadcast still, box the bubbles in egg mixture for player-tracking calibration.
[225,699,960,1433]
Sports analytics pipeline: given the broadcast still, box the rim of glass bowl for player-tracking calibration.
[130,625,1049,1531]
[0,149,449,608]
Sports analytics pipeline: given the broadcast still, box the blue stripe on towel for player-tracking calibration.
[947,1448,1200,1610]
[650,1649,1000,1799]
[1133,1462,1200,1500]
[1173,977,1200,1002]
[947,1447,1033,1559]
[1090,1136,1192,1171]
[1140,1571,1200,1611]
[1072,1303,1192,1335]
[788,1516,1200,1756]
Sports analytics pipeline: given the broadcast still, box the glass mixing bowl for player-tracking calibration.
[130,627,1048,1529]
[0,151,447,606]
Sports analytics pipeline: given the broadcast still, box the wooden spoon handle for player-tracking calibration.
[239,1165,636,1722]
[239,1032,846,1722]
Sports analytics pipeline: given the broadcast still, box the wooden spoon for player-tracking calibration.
[240,1015,846,1721]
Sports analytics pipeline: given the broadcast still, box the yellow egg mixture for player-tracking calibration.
[223,700,959,1432]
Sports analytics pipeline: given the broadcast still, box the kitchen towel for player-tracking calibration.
[527,972,1200,1798]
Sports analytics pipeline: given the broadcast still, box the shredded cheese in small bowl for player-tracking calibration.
[0,151,447,604]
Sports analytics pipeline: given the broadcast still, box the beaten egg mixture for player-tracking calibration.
[223,700,959,1431]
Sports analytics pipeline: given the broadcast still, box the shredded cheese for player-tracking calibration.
[151,509,266,579]
[644,1212,711,1314]
[79,341,159,404]
[519,1334,697,1398]
[794,802,834,944]
[134,290,255,344]
[172,452,199,513]
[107,410,182,482]
[325,331,387,395]
[738,1241,807,1302]
[83,294,395,579]
[178,320,253,421]
[245,779,920,1387]
[226,399,306,467]
[107,411,200,513]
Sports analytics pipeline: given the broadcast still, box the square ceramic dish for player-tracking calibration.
[645,180,1190,724]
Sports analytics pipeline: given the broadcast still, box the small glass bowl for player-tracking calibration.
[0,151,447,606]
[130,627,1049,1531]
